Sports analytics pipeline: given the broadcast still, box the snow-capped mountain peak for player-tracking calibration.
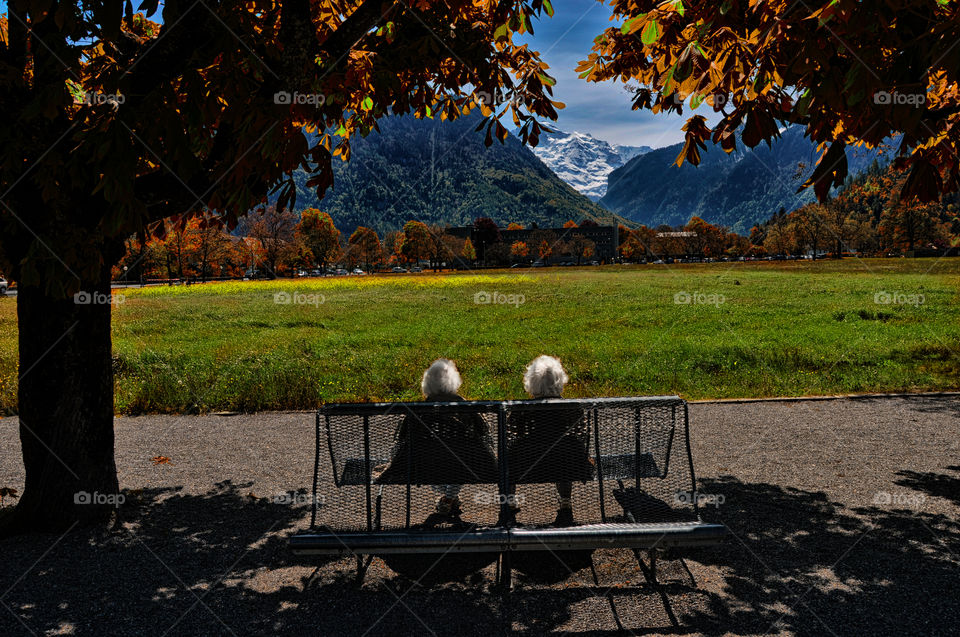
[528,129,652,201]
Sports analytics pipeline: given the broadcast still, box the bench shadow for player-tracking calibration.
[1,474,958,636]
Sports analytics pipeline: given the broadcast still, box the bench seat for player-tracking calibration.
[290,520,727,556]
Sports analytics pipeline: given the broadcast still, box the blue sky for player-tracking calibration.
[0,0,695,148]
[520,0,694,148]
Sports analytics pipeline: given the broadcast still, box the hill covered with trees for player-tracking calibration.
[286,113,626,235]
[600,126,891,234]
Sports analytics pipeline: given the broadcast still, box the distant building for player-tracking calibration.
[447,224,619,263]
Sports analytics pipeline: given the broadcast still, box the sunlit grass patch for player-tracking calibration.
[121,273,540,299]
[0,260,958,414]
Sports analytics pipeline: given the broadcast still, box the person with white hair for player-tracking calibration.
[506,355,594,527]
[376,358,498,523]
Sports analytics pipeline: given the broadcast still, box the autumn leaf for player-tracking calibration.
[675,115,711,166]
[0,487,19,505]
[798,141,848,201]
[641,20,661,46]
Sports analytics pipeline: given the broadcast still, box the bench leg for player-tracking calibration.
[355,555,373,588]
[493,552,512,594]
[589,555,626,631]
[633,548,680,628]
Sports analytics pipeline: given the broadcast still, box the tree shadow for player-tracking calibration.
[685,474,960,635]
[894,465,960,507]
[0,474,957,636]
[848,393,960,418]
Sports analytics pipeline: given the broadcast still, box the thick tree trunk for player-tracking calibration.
[2,260,119,534]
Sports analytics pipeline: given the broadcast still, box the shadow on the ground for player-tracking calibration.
[689,471,960,636]
[895,465,960,507]
[0,473,957,636]
[849,393,960,418]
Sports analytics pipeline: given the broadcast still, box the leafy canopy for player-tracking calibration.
[578,0,960,202]
[0,0,562,287]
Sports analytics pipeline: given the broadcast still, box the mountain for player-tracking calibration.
[599,125,892,234]
[286,114,627,235]
[527,129,652,201]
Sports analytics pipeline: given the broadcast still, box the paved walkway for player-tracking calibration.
[1,395,958,635]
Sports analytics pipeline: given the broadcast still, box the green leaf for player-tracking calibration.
[691,94,705,109]
[537,72,556,86]
[494,23,510,40]
[361,96,373,111]
[621,15,643,34]
[674,0,685,17]
[522,12,534,33]
[542,0,554,17]
[641,20,661,46]
[796,88,812,117]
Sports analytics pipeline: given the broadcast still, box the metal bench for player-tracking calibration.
[290,396,726,593]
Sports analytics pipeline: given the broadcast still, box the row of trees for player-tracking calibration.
[618,217,752,261]
[616,163,960,263]
[113,212,604,279]
[751,163,960,259]
[116,166,960,282]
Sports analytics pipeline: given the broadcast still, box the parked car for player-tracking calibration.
[391,266,407,273]
[410,266,422,273]
[352,268,365,275]
[0,277,7,295]
[335,268,348,275]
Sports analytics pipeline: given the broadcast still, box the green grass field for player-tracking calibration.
[1,259,958,414]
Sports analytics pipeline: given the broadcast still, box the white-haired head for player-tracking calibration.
[523,355,568,398]
[421,358,462,398]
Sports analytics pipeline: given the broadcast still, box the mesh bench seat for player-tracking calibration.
[290,395,727,589]
[291,520,727,555]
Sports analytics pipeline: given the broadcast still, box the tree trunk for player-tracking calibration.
[2,260,119,534]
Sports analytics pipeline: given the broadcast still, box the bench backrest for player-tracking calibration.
[313,396,700,531]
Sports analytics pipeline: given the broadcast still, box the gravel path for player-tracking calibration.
[1,395,958,636]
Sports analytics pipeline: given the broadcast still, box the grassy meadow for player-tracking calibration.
[0,258,958,414]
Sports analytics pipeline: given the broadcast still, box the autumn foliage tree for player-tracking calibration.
[348,226,382,271]
[510,240,529,261]
[400,220,432,264]
[568,234,595,265]
[0,0,563,533]
[297,209,341,272]
[537,239,552,261]
[248,206,298,277]
[461,237,477,263]
[579,0,960,203]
